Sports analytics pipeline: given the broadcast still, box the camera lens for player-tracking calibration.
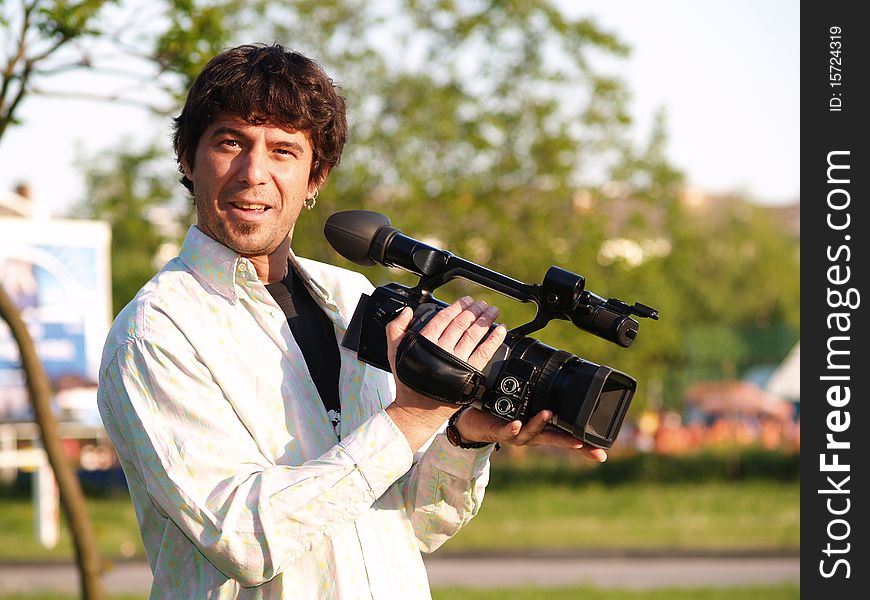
[495,337,635,448]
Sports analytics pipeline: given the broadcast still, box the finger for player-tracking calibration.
[453,305,500,360]
[385,307,414,372]
[517,425,608,463]
[462,407,609,463]
[466,322,507,371]
[583,447,608,463]
[434,300,488,349]
[485,418,524,444]
[511,410,554,445]
[419,296,474,339]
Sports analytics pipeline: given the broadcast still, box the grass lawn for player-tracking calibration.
[0,480,798,562]
[0,495,143,562]
[447,480,799,553]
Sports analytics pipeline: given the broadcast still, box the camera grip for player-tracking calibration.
[395,330,487,406]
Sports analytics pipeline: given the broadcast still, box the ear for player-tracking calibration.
[181,153,194,180]
[308,170,329,197]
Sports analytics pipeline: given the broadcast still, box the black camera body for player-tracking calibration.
[325,211,659,449]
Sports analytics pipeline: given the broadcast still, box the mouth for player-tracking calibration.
[225,200,275,224]
[229,201,271,213]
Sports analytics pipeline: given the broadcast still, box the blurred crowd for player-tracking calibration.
[613,408,800,455]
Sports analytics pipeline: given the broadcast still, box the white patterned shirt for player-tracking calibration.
[97,225,493,599]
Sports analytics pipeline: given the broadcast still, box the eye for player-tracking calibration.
[219,139,241,149]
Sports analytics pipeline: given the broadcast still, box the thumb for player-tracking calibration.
[462,408,522,443]
[494,419,523,442]
[385,307,414,370]
[386,306,413,339]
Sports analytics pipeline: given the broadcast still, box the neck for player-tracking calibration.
[248,236,292,284]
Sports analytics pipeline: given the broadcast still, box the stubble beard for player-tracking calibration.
[198,207,289,258]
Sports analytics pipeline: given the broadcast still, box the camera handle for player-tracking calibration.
[407,251,656,347]
[324,209,658,348]
[405,250,573,338]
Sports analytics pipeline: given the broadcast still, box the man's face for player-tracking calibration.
[183,114,317,258]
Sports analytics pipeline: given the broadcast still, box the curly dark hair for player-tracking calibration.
[173,43,348,193]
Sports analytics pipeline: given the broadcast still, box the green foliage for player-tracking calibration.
[0,0,115,137]
[657,199,800,398]
[285,0,637,269]
[153,0,260,99]
[487,448,800,489]
[73,142,182,314]
[34,0,114,39]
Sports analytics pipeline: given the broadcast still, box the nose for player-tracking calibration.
[238,147,269,185]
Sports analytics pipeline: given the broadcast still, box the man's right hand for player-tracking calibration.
[383,296,506,451]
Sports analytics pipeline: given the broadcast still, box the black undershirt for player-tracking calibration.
[265,265,342,433]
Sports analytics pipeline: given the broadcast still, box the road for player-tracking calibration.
[0,553,799,594]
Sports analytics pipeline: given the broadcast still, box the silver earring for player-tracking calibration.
[304,190,319,210]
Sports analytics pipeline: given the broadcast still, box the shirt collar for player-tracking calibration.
[177,225,259,302]
[176,225,337,308]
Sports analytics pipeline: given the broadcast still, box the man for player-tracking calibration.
[98,43,605,599]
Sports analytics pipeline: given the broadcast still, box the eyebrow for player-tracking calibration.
[210,126,306,154]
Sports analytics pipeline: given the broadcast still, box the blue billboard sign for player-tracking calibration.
[0,218,111,423]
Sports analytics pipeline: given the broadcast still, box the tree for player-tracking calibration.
[75,142,179,314]
[0,286,105,599]
[1,0,111,139]
[277,1,636,272]
[74,1,702,415]
[59,1,800,417]
[660,196,800,397]
[1,0,255,141]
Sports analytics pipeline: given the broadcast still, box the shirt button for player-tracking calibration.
[237,263,246,273]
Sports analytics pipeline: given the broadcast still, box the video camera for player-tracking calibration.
[324,210,659,449]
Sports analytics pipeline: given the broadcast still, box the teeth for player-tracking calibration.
[233,203,267,210]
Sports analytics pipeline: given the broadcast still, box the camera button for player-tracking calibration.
[499,376,520,395]
[494,397,515,416]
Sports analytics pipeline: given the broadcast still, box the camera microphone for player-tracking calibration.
[325,210,452,276]
[323,210,391,266]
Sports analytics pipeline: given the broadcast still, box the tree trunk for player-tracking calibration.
[0,285,105,599]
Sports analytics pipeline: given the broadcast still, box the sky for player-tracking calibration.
[0,1,800,218]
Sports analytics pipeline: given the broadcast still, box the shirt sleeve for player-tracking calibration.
[98,334,414,587]
[396,422,494,553]
[352,353,494,553]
